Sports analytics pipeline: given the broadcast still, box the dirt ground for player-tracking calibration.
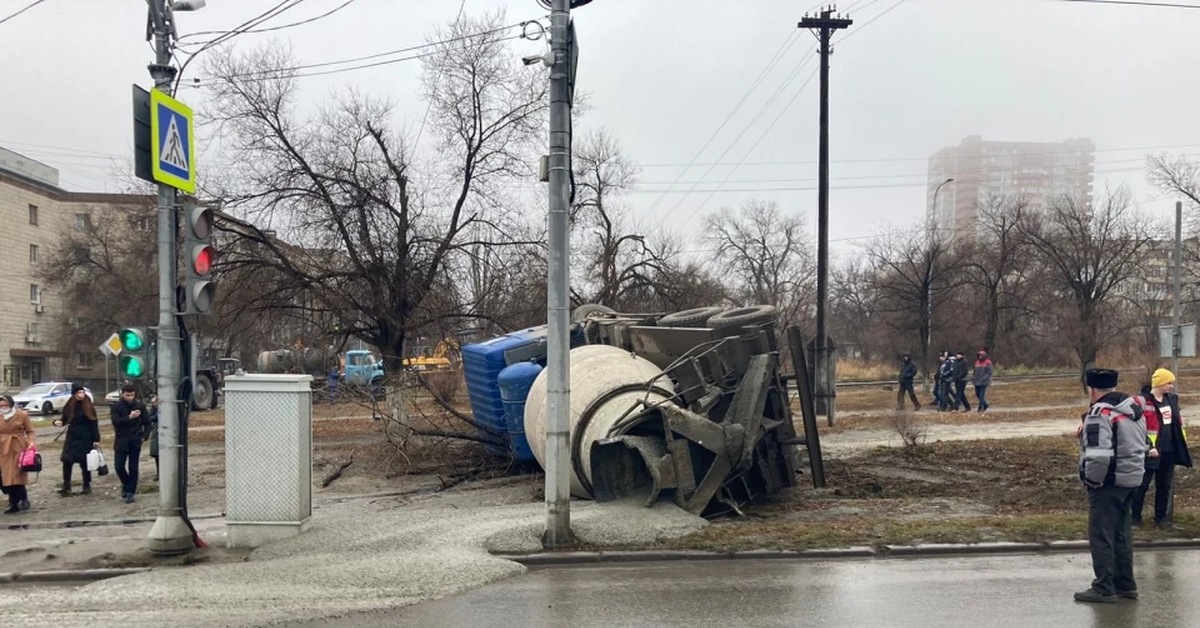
[661,436,1200,552]
[8,378,1199,571]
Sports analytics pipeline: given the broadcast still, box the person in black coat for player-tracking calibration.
[52,384,100,495]
[110,384,148,503]
[896,354,920,411]
[952,351,972,412]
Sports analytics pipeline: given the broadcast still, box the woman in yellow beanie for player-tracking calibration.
[1133,368,1193,526]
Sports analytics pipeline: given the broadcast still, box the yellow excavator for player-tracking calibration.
[402,339,459,372]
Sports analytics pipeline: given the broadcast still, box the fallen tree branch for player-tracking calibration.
[320,452,355,488]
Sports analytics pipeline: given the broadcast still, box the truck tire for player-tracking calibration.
[657,306,725,328]
[571,303,615,322]
[192,373,215,411]
[706,305,779,330]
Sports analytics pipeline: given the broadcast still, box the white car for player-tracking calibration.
[13,382,93,416]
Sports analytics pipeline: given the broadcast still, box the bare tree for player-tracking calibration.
[1019,189,1156,381]
[966,196,1036,355]
[703,199,814,328]
[569,129,674,309]
[37,204,158,354]
[202,11,547,442]
[865,226,967,388]
[829,257,882,361]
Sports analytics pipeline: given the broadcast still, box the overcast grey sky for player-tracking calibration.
[3,0,1199,257]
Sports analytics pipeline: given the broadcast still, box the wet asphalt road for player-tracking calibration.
[291,550,1200,628]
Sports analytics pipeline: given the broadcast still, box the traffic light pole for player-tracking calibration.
[146,0,193,556]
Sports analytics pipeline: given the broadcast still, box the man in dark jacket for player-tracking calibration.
[1132,368,1193,527]
[952,352,971,412]
[1075,368,1148,604]
[973,350,994,412]
[937,353,955,411]
[110,384,148,503]
[896,354,920,411]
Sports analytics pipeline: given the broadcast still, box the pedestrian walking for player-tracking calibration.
[896,354,921,411]
[53,384,100,496]
[0,394,36,514]
[953,351,972,412]
[938,353,956,412]
[1075,368,1147,604]
[973,350,994,412]
[111,384,148,503]
[1132,369,1193,527]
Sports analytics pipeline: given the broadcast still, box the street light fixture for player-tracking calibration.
[924,177,955,393]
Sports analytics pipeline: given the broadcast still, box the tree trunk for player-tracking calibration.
[382,351,412,448]
[984,288,1000,355]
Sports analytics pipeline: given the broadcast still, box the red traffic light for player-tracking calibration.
[192,245,215,275]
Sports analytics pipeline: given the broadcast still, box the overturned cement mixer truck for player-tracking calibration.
[460,305,824,518]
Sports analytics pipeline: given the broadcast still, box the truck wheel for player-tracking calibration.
[571,304,615,322]
[192,373,215,411]
[707,305,779,329]
[657,306,725,328]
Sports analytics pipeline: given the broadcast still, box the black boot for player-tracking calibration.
[81,483,91,495]
[58,483,72,496]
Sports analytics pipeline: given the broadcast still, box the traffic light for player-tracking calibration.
[118,327,151,380]
[183,200,216,314]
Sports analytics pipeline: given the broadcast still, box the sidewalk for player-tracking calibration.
[0,485,706,628]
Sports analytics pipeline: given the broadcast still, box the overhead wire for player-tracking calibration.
[177,0,358,42]
[172,0,310,92]
[1058,0,1200,7]
[0,0,46,25]
[640,29,803,216]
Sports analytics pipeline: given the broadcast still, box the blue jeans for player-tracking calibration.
[975,385,989,411]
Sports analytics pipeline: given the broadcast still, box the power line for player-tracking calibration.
[213,21,525,79]
[174,0,310,92]
[656,45,820,225]
[641,29,802,215]
[200,33,526,83]
[634,143,1200,168]
[839,0,913,43]
[0,0,46,25]
[178,0,358,42]
[1059,0,1200,8]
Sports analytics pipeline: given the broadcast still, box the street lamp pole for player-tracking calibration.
[924,177,954,393]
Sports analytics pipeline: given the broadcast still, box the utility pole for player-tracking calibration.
[799,7,851,426]
[1172,200,1183,378]
[145,0,193,555]
[544,0,574,548]
[924,177,954,393]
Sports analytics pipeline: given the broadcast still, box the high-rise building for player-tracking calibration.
[926,136,1095,240]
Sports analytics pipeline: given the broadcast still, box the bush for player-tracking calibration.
[889,410,927,453]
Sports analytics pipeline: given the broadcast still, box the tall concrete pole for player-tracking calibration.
[1172,200,1183,378]
[799,8,851,427]
[146,0,192,555]
[924,177,954,393]
[543,0,573,548]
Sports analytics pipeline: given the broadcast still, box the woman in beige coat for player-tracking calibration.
[0,394,36,514]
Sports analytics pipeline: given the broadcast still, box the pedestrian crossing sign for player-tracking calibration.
[149,88,196,194]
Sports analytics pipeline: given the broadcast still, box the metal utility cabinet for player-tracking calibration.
[223,374,314,548]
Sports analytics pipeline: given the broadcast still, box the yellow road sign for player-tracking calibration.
[149,88,197,194]
[103,332,123,356]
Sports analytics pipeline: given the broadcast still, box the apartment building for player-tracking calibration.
[0,146,150,393]
[927,136,1095,241]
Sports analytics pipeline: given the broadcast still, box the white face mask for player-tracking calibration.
[1,407,13,419]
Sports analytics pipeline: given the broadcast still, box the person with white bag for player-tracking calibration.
[53,384,100,496]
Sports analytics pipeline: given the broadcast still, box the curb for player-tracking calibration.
[5,513,224,531]
[498,539,1200,565]
[0,567,151,584]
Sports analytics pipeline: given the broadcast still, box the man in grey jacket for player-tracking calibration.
[1075,368,1148,604]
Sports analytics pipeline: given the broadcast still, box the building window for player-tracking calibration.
[74,213,92,232]
[30,284,40,304]
[131,215,153,232]
[29,204,39,225]
[2,365,18,387]
[29,244,39,265]
[71,246,91,264]
[77,352,96,370]
[26,322,39,340]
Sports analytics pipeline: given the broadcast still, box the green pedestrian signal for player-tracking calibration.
[118,327,152,380]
